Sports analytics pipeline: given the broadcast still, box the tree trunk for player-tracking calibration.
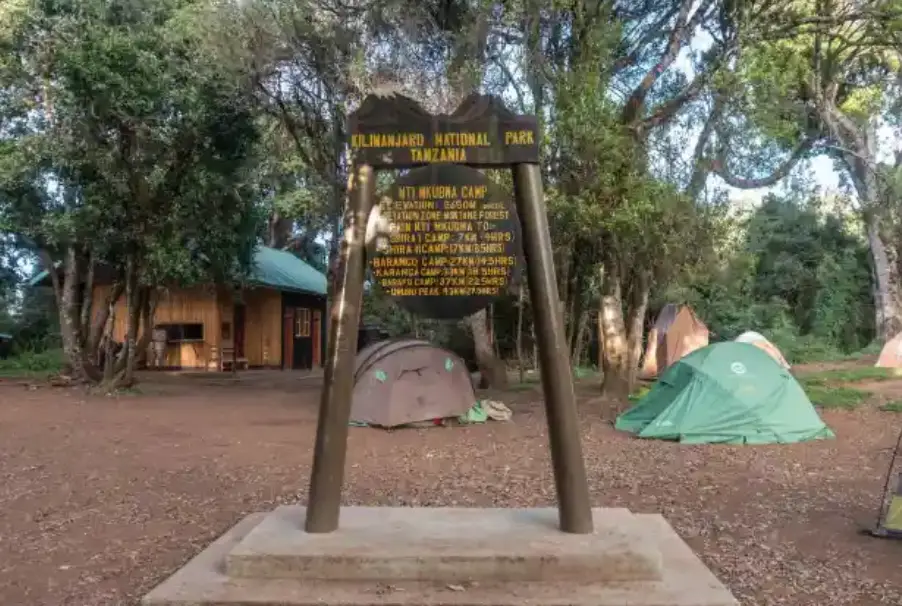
[443,3,504,386]
[102,306,116,384]
[122,296,142,387]
[566,287,580,357]
[532,325,539,372]
[835,123,900,341]
[557,250,572,340]
[133,289,159,368]
[469,308,507,389]
[326,110,348,301]
[267,210,293,249]
[625,270,651,382]
[600,262,651,400]
[598,258,631,399]
[571,309,589,369]
[88,282,124,360]
[516,282,525,384]
[79,248,95,345]
[110,255,141,389]
[49,246,91,381]
[866,213,902,340]
[597,310,604,370]
[489,304,499,357]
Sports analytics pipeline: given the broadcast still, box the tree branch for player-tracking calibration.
[711,136,815,189]
[686,94,726,199]
[38,249,62,303]
[637,49,728,133]
[620,0,716,125]
[491,54,527,112]
[612,6,681,73]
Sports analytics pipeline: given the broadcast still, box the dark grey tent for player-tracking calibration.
[351,339,475,428]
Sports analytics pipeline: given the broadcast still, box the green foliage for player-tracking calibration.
[803,383,869,410]
[0,0,271,382]
[880,401,902,413]
[659,193,874,363]
[850,341,884,358]
[8,281,58,350]
[773,333,845,364]
[801,367,901,386]
[0,347,64,378]
[1,0,264,286]
[797,366,902,410]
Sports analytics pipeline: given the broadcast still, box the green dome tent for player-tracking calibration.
[616,342,834,444]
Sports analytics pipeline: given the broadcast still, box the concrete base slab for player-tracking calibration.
[142,508,738,606]
[227,506,661,583]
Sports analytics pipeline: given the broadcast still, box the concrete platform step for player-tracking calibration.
[141,509,739,606]
[226,506,662,583]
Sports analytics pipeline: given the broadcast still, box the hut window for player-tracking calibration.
[294,308,311,338]
[157,323,204,343]
[221,322,231,340]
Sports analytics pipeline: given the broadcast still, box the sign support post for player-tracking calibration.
[304,94,594,535]
[512,163,593,533]
[305,163,376,534]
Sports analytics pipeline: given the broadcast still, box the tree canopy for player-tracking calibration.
[0,0,898,393]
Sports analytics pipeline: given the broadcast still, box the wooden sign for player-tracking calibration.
[349,93,539,168]
[305,92,594,537]
[370,164,520,319]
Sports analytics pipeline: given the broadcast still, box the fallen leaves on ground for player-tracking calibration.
[0,370,900,606]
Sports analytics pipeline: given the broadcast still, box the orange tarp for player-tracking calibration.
[877,333,902,368]
[639,305,709,378]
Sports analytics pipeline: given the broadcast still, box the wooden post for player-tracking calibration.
[305,163,376,533]
[306,92,592,535]
[513,163,593,534]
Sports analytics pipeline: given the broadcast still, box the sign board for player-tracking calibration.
[304,92,593,537]
[349,93,539,168]
[370,164,520,319]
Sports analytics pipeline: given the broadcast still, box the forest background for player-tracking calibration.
[1,0,900,395]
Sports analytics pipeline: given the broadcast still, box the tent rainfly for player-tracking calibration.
[735,331,790,369]
[350,339,476,428]
[876,334,902,369]
[618,342,834,445]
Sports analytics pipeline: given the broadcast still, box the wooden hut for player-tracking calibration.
[29,247,327,371]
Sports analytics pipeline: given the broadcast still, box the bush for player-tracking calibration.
[0,348,65,377]
[803,383,868,409]
[774,334,845,364]
[851,340,883,358]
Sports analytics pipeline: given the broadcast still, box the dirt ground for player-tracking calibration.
[1,367,901,606]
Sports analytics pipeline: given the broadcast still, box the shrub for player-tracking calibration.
[0,348,65,377]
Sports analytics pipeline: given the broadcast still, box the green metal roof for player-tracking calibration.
[249,246,326,295]
[27,246,327,296]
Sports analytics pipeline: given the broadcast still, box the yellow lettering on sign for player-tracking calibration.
[409,147,467,163]
[352,133,426,148]
[504,130,535,145]
[432,132,490,147]
[460,185,487,199]
[417,185,457,199]
[373,177,520,301]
